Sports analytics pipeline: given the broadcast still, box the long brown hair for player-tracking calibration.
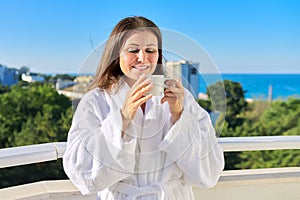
[89,16,163,93]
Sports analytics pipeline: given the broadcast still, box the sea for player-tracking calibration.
[65,73,299,100]
[198,74,300,100]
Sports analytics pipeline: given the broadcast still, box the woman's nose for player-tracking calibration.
[137,49,145,62]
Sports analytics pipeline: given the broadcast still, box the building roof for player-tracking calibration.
[61,82,90,93]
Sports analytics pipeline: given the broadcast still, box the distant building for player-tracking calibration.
[21,73,45,83]
[198,92,208,100]
[268,84,273,102]
[0,64,19,86]
[57,75,93,100]
[165,60,199,97]
[57,82,90,99]
[56,79,74,90]
[74,75,93,83]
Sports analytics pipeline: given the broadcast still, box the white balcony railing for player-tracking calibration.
[1,136,300,200]
[1,136,300,169]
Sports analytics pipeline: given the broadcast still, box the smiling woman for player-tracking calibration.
[62,16,224,200]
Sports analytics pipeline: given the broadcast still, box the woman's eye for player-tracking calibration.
[146,49,157,53]
[128,49,139,53]
[127,48,157,54]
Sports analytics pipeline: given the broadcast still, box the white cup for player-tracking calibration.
[146,75,173,96]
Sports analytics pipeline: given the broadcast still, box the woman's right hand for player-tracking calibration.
[121,74,153,132]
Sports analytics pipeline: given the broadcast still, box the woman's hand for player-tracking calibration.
[121,74,153,133]
[161,79,184,124]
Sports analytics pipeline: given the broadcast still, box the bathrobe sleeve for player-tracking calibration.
[158,89,224,188]
[63,90,137,195]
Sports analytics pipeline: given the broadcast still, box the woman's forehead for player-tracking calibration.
[123,30,158,47]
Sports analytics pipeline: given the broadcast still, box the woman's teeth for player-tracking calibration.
[133,66,149,70]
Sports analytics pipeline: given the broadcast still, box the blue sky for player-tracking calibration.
[0,0,299,74]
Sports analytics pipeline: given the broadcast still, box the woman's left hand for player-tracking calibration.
[161,79,184,123]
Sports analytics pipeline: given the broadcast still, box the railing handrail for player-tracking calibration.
[0,142,66,169]
[1,136,300,169]
[220,135,300,152]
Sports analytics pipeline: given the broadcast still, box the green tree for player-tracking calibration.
[236,98,300,169]
[0,82,71,147]
[200,80,300,170]
[206,80,248,169]
[197,99,211,112]
[0,83,73,188]
[209,80,247,130]
[205,80,248,138]
[0,84,10,94]
[47,74,76,84]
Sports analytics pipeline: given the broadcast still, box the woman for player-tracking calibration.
[63,16,224,200]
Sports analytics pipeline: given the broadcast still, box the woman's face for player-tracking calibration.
[119,30,159,84]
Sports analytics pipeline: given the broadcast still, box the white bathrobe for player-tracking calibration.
[63,78,224,200]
